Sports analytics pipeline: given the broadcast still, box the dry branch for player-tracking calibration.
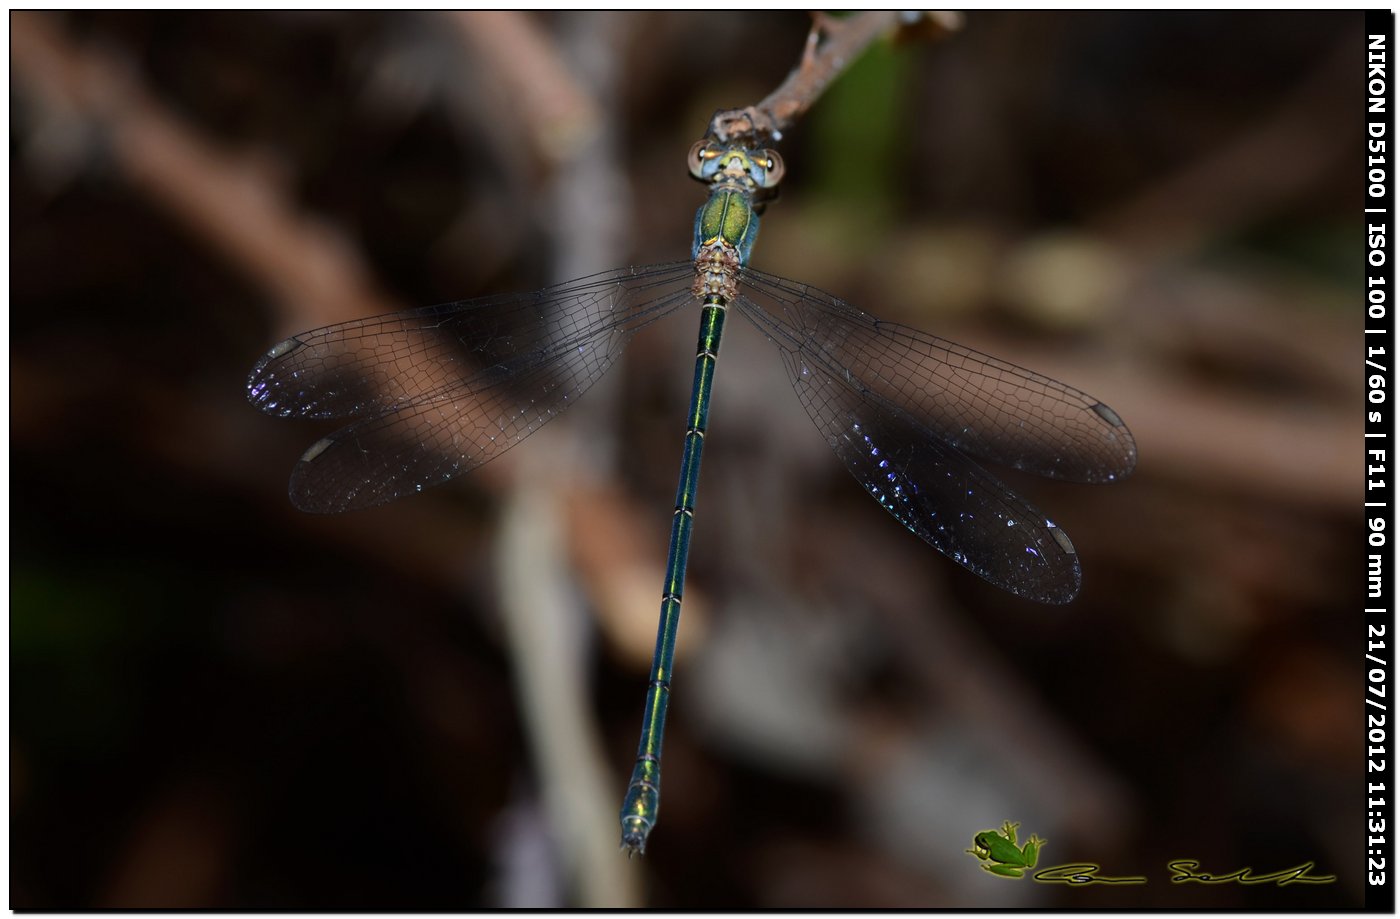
[707,11,963,145]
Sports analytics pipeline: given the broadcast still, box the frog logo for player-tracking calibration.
[966,821,1045,878]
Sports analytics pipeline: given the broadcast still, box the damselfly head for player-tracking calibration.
[688,140,784,191]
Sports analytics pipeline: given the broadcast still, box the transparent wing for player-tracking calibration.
[248,262,695,419]
[737,293,1083,603]
[739,267,1136,484]
[247,262,697,513]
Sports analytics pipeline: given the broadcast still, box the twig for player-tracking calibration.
[707,11,963,145]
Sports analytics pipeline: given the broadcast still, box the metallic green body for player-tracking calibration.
[620,140,778,855]
[619,302,727,853]
[693,189,759,262]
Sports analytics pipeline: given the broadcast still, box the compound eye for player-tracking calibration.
[687,140,709,179]
[689,141,725,180]
[758,149,785,188]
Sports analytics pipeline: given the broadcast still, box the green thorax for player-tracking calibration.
[687,142,784,268]
[692,189,759,265]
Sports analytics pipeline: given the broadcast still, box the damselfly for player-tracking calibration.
[247,139,1136,855]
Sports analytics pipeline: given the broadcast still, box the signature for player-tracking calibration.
[1032,863,1147,886]
[1167,859,1337,886]
[964,821,1336,888]
[1025,860,1337,887]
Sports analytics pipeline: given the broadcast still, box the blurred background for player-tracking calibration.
[11,10,1366,908]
